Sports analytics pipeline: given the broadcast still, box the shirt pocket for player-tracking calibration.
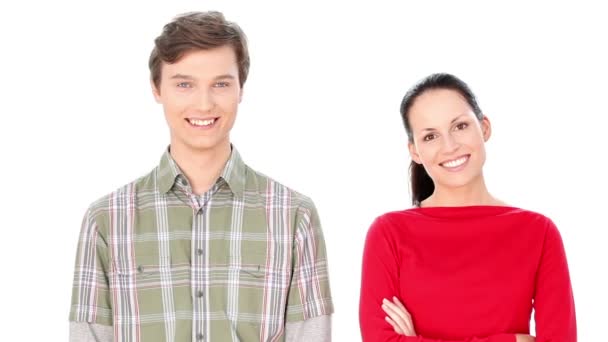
[226,244,271,297]
[109,254,185,325]
[230,243,267,277]
[224,242,291,341]
[110,254,170,276]
[228,242,289,272]
[224,243,291,330]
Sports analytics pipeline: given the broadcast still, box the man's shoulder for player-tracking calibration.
[246,166,314,209]
[85,168,157,216]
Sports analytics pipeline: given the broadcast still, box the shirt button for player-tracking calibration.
[137,265,144,273]
[197,290,204,298]
[196,333,204,340]
[196,248,204,256]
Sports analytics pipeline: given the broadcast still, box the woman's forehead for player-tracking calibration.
[409,89,474,128]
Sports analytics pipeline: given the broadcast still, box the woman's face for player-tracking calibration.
[407,88,491,191]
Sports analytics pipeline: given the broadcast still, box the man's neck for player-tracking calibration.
[169,141,232,195]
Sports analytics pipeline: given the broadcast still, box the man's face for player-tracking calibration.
[152,45,242,153]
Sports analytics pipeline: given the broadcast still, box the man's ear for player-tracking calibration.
[151,80,161,103]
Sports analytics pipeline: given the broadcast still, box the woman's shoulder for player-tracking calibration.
[503,206,556,225]
[374,205,558,229]
[373,208,425,225]
[483,206,561,238]
[366,208,438,238]
[366,209,414,234]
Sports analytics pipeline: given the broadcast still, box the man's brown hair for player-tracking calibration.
[149,11,250,89]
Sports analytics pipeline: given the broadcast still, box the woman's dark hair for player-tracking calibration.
[400,73,484,207]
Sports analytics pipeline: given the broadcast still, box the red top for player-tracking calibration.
[359,206,576,342]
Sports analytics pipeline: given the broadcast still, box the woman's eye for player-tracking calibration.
[455,122,468,130]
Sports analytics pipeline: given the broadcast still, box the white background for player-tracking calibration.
[1,1,606,340]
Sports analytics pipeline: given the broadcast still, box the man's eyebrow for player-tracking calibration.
[213,74,236,80]
[170,73,196,80]
[169,74,236,81]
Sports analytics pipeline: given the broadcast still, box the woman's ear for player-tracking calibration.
[481,115,492,142]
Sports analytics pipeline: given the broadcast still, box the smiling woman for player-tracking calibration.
[401,74,492,208]
[359,73,577,342]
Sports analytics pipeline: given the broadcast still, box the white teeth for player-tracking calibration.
[442,156,468,168]
[189,118,215,126]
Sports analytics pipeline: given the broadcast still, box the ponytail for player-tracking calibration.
[409,161,434,207]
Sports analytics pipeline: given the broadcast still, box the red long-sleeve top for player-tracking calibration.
[359,206,576,342]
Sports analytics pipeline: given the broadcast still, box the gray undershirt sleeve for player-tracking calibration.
[70,314,331,342]
[69,322,113,342]
[285,314,332,342]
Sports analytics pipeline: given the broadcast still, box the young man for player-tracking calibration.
[69,11,333,342]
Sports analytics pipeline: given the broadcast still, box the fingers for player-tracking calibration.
[382,298,415,336]
[382,302,410,335]
[385,316,404,335]
[385,298,415,334]
[382,304,407,334]
[393,296,407,311]
[392,296,416,335]
[515,334,536,342]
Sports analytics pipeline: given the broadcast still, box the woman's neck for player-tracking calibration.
[420,174,507,208]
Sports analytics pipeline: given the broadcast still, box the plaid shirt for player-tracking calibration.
[69,147,333,342]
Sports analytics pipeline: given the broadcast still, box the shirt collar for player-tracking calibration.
[157,145,246,196]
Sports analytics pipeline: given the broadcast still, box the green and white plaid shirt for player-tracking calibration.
[69,147,333,342]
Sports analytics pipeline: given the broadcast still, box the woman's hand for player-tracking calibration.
[382,297,535,341]
[381,296,416,336]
